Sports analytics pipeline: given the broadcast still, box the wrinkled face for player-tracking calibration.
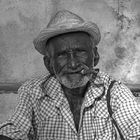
[47,32,95,89]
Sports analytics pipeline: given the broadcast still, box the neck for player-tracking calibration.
[62,82,89,98]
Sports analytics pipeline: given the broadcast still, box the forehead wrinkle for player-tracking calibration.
[48,32,94,54]
[55,36,84,52]
[59,35,78,45]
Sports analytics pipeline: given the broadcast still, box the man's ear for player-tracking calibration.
[43,56,54,75]
[93,47,99,66]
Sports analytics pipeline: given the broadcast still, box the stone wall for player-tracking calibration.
[0,0,140,135]
[0,0,140,84]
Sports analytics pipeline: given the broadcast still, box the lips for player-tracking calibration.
[62,68,82,74]
[66,73,82,82]
[58,63,90,76]
[67,70,82,74]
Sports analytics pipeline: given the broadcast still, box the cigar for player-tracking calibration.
[80,68,99,75]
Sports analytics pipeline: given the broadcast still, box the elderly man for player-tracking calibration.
[0,10,140,140]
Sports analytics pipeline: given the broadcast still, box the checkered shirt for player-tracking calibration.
[0,71,140,140]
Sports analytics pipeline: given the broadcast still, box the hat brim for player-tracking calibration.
[33,22,101,55]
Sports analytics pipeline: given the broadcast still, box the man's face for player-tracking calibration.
[47,32,95,89]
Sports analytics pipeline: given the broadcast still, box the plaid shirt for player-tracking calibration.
[0,71,140,140]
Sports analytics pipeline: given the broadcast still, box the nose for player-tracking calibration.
[68,52,79,69]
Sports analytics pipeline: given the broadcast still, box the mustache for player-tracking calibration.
[59,64,99,76]
[59,64,87,74]
[63,69,83,74]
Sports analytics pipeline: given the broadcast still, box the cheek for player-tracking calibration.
[84,53,93,67]
[53,58,67,73]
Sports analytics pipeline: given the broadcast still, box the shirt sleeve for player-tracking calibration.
[0,82,33,140]
[111,82,140,140]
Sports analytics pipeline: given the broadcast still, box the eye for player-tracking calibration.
[56,52,68,64]
[57,53,67,59]
[55,53,67,66]
[76,50,88,58]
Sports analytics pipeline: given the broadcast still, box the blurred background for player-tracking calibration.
[0,0,140,123]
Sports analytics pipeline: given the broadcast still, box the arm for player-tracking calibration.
[0,135,13,140]
[0,82,33,140]
[111,82,140,139]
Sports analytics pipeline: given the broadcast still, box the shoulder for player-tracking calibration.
[19,75,47,91]
[110,81,134,105]
[18,74,50,99]
[95,71,115,86]
[99,72,136,112]
[98,71,131,93]
[96,71,134,102]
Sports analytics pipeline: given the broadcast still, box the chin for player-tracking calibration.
[56,75,91,89]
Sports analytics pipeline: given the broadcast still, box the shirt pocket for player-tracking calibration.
[38,99,65,140]
[39,101,59,120]
[90,100,113,138]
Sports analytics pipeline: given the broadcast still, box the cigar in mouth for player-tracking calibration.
[80,68,98,75]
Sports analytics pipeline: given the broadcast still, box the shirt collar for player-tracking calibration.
[40,75,65,108]
[40,70,106,108]
[83,71,105,107]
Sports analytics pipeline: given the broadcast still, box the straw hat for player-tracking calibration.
[33,10,101,55]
